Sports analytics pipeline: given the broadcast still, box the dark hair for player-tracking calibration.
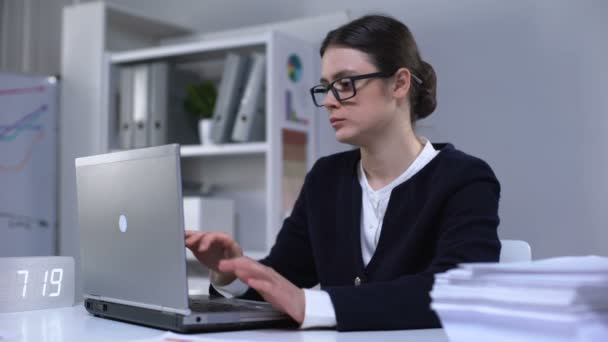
[320,14,437,121]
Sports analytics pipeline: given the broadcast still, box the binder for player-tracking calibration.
[118,66,134,149]
[132,64,149,148]
[210,53,251,144]
[168,69,201,146]
[231,53,266,142]
[147,62,169,146]
[118,62,199,149]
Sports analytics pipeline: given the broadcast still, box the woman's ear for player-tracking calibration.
[392,68,412,100]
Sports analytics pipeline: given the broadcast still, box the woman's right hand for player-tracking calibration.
[185,230,243,285]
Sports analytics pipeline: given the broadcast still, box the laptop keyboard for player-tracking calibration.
[189,299,272,313]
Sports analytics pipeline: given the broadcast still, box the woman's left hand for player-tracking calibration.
[218,257,305,324]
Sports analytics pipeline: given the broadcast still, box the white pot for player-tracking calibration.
[198,118,214,145]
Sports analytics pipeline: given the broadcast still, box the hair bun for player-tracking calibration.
[413,61,437,119]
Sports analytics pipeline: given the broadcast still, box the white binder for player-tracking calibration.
[168,69,201,146]
[118,66,134,149]
[132,64,149,148]
[147,62,169,146]
[210,53,251,144]
[231,53,266,142]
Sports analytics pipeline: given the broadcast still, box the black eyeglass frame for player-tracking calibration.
[309,70,423,107]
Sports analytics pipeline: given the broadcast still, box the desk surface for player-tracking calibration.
[0,304,448,342]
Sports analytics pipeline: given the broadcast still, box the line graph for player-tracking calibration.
[0,75,57,256]
[0,211,50,230]
[0,85,45,97]
[0,105,48,173]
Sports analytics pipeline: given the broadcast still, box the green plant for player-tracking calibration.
[183,80,217,121]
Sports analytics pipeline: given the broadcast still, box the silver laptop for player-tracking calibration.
[75,144,294,332]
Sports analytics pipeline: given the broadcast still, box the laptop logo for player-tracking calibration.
[119,215,128,233]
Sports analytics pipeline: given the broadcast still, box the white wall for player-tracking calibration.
[0,0,73,75]
[106,0,608,259]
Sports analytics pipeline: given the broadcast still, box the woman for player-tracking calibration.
[185,14,500,331]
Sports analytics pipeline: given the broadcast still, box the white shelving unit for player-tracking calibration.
[102,30,322,272]
[60,2,194,299]
[180,143,268,158]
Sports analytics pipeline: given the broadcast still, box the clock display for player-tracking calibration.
[0,256,75,312]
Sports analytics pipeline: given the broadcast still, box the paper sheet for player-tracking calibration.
[0,330,19,341]
[128,331,252,342]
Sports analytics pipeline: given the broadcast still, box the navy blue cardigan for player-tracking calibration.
[219,143,501,331]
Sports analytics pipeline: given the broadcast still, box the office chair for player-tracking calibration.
[499,239,532,262]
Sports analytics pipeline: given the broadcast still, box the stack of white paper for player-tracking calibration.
[431,256,608,342]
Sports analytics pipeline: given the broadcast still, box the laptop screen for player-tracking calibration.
[75,144,189,314]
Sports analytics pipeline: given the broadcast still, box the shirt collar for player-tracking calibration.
[358,137,439,197]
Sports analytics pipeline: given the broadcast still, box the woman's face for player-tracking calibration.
[320,47,401,146]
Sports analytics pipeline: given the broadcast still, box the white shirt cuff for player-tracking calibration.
[209,272,249,298]
[300,289,337,329]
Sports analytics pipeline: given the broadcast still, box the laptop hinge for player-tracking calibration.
[161,306,191,316]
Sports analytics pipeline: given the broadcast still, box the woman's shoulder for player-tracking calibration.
[301,149,360,189]
[430,143,499,185]
[310,149,360,174]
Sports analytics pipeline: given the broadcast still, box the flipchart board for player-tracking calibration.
[0,73,58,256]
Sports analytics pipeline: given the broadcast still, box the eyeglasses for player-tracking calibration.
[309,71,423,108]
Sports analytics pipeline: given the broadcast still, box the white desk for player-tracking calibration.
[0,304,448,342]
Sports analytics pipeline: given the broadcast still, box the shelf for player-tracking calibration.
[282,121,311,133]
[100,29,319,269]
[110,33,269,64]
[180,143,268,157]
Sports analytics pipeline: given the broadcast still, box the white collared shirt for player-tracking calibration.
[358,138,440,266]
[211,138,440,329]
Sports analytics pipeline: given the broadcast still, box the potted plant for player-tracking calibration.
[183,80,217,145]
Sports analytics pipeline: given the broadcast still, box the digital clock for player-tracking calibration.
[0,256,75,312]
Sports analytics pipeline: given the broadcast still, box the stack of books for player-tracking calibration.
[431,256,608,342]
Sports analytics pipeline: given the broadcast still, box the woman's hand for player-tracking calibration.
[219,257,306,325]
[184,230,243,285]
